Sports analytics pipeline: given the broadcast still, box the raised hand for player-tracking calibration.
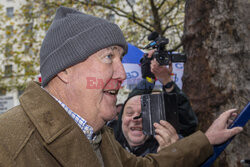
[205,109,243,145]
[154,120,179,152]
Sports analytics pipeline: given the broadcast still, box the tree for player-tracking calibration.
[0,2,41,91]
[27,0,185,48]
[79,0,185,50]
[0,0,185,91]
[182,0,250,166]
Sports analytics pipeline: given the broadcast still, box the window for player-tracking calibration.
[25,23,33,34]
[0,88,7,96]
[6,7,14,18]
[6,25,13,38]
[24,5,33,18]
[4,65,13,77]
[5,43,12,57]
[24,43,33,54]
[18,87,25,97]
[24,63,35,75]
[24,44,30,53]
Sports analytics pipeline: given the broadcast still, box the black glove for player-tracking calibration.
[140,54,155,80]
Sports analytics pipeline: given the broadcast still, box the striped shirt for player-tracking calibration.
[41,87,96,140]
[54,97,96,140]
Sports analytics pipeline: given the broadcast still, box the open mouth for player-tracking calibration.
[103,89,119,96]
[130,127,142,131]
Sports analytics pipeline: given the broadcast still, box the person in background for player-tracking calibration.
[114,92,179,156]
[128,51,198,137]
[0,6,243,167]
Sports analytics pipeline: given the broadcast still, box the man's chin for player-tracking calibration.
[103,112,117,122]
[130,140,146,147]
[130,136,146,144]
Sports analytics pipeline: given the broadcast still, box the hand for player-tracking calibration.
[140,50,156,80]
[205,109,243,145]
[154,120,179,152]
[150,59,173,85]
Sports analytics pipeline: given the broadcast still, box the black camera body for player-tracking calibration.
[145,32,187,65]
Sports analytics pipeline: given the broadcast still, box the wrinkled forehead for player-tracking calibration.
[124,95,142,110]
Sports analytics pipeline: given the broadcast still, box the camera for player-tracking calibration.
[144,32,187,65]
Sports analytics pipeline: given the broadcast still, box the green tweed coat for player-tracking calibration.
[0,81,213,167]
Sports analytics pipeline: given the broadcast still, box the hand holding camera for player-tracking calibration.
[151,58,173,85]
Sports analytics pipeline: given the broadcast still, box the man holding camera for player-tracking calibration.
[0,6,243,167]
[131,50,198,137]
[113,50,198,156]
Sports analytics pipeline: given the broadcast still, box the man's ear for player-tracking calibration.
[57,70,69,84]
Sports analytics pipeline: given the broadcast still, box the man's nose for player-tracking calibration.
[133,113,142,122]
[133,117,142,125]
[133,113,142,120]
[113,60,126,81]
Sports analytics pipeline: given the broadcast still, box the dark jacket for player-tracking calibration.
[118,135,159,157]
[0,81,213,167]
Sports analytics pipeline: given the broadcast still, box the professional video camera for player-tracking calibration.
[144,32,187,65]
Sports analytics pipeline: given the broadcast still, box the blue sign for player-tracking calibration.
[122,43,144,64]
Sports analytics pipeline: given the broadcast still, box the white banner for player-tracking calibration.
[122,63,184,89]
[0,96,14,114]
[122,63,142,86]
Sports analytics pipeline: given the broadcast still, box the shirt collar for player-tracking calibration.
[41,87,96,140]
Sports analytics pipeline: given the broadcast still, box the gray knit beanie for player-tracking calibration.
[40,6,127,86]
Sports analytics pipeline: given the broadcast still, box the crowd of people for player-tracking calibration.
[0,6,243,167]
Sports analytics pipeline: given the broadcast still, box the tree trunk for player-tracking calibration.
[182,0,250,166]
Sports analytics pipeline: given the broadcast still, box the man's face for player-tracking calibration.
[65,46,126,131]
[122,95,148,147]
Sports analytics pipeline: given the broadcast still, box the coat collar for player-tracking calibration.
[19,81,101,166]
[20,81,73,143]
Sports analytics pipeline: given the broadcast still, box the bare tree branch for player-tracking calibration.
[80,1,154,31]
[149,0,162,34]
[125,0,135,17]
[162,21,184,34]
[168,42,183,52]
[160,0,180,20]
[157,0,166,10]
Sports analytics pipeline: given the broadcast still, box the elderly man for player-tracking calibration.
[0,6,242,167]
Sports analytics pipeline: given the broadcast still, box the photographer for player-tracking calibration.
[133,50,198,137]
[112,50,197,156]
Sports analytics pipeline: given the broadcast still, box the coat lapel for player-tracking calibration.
[100,127,123,167]
[20,81,101,167]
